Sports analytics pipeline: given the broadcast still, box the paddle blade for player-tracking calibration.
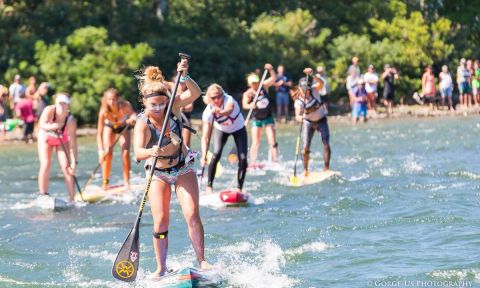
[289,175,299,186]
[112,224,140,282]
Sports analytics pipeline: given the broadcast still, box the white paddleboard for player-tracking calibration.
[146,266,222,287]
[35,194,69,211]
[290,170,341,187]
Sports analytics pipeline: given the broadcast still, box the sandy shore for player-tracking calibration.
[1,104,478,144]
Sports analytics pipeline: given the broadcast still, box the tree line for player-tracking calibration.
[0,0,478,123]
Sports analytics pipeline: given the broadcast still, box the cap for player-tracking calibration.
[247,74,260,85]
[55,94,70,105]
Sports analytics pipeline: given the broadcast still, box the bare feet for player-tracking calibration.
[200,260,213,270]
[206,186,213,194]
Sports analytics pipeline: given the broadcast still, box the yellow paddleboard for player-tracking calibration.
[76,184,144,203]
[290,170,341,187]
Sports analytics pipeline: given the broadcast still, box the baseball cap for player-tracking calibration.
[247,74,260,85]
[55,94,70,105]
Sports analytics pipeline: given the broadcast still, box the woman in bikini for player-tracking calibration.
[97,88,136,189]
[133,60,211,279]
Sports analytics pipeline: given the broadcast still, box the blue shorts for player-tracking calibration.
[459,82,471,94]
[352,103,367,118]
[276,92,290,106]
[440,87,452,98]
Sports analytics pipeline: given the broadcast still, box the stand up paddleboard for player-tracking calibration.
[76,184,144,203]
[35,194,69,211]
[219,189,249,203]
[149,267,221,287]
[290,170,341,187]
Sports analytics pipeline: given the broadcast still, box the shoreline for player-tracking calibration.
[1,104,478,144]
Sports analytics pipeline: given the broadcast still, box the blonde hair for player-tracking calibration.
[101,87,120,112]
[204,83,224,104]
[136,66,169,98]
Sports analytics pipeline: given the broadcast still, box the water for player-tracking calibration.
[1,117,480,287]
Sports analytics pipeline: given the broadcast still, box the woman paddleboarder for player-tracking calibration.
[293,68,331,176]
[133,61,210,279]
[96,88,136,189]
[37,93,77,202]
[201,84,248,194]
[242,63,279,164]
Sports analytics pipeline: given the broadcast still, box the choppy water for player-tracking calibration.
[1,117,480,287]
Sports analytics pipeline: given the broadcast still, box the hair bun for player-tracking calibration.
[145,66,164,83]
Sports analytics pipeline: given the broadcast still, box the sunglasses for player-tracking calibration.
[209,94,223,100]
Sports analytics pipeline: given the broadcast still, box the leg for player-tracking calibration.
[276,104,281,119]
[102,128,115,189]
[207,128,228,193]
[175,171,209,268]
[149,179,171,276]
[284,104,289,119]
[38,139,54,194]
[302,121,314,176]
[233,127,248,191]
[56,144,75,201]
[249,125,262,163]
[319,118,331,170]
[264,123,279,162]
[119,130,131,188]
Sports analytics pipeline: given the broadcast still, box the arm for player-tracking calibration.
[38,106,58,131]
[242,91,255,110]
[262,63,277,88]
[216,101,234,117]
[97,109,106,153]
[133,120,155,161]
[172,59,202,109]
[123,101,137,126]
[201,121,213,166]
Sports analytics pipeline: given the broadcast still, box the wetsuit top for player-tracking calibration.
[294,94,326,122]
[247,87,272,120]
[202,94,245,134]
[138,111,184,166]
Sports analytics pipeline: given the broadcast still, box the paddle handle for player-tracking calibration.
[244,69,269,127]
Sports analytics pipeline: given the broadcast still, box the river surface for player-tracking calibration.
[1,116,480,288]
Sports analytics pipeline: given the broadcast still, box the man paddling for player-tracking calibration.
[293,68,331,176]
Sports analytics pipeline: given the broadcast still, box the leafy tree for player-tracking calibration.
[34,26,153,124]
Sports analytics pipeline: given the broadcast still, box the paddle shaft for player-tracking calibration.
[292,74,309,179]
[112,52,190,282]
[228,69,269,162]
[82,125,128,194]
[56,130,84,201]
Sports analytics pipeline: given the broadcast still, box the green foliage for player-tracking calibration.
[34,26,153,124]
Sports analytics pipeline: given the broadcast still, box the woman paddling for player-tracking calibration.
[201,84,248,194]
[96,88,136,189]
[37,94,77,202]
[242,63,279,164]
[293,68,331,176]
[133,62,210,278]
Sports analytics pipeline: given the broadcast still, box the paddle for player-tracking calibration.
[112,52,190,282]
[82,125,128,195]
[56,131,84,201]
[290,74,309,186]
[199,116,215,183]
[227,69,269,163]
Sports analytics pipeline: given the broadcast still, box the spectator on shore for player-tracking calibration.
[274,64,292,122]
[457,58,471,108]
[9,74,26,115]
[316,66,331,95]
[472,60,480,108]
[352,78,368,124]
[364,64,379,111]
[25,76,37,101]
[422,66,437,110]
[439,65,454,110]
[0,85,8,140]
[381,64,398,116]
[346,69,359,108]
[15,92,35,143]
[467,59,476,107]
[348,56,361,77]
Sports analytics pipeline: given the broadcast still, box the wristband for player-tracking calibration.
[180,74,191,82]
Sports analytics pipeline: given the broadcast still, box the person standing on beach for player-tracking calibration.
[0,86,8,141]
[352,78,368,124]
[294,68,331,176]
[472,60,480,108]
[9,74,26,116]
[133,62,211,279]
[422,66,437,110]
[25,76,37,101]
[201,84,247,194]
[381,64,398,116]
[97,88,136,189]
[274,64,292,122]
[37,94,77,202]
[346,69,359,109]
[242,63,279,164]
[457,58,471,108]
[364,64,379,111]
[439,65,453,110]
[16,92,35,142]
